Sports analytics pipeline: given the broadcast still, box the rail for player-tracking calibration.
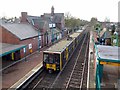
[50,31,89,89]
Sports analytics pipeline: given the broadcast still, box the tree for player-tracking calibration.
[90,17,98,26]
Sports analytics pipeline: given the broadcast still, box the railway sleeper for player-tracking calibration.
[70,78,80,82]
[42,82,51,86]
[73,69,82,73]
[37,85,50,88]
[69,80,81,85]
[68,83,80,88]
[72,73,82,77]
[75,67,82,70]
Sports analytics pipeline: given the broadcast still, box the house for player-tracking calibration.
[20,6,64,45]
[43,6,65,31]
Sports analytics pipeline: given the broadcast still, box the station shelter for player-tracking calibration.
[0,43,26,61]
[94,44,120,89]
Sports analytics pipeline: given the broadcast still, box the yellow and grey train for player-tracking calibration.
[43,30,83,73]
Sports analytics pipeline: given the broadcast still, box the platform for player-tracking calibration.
[2,51,43,89]
[88,29,120,89]
[9,62,42,89]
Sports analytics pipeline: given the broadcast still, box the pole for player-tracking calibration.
[116,32,118,46]
[38,29,41,52]
[52,24,54,43]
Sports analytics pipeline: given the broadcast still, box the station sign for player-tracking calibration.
[29,44,32,49]
[23,48,26,53]
[49,23,56,28]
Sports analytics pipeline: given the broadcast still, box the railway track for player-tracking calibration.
[24,30,89,89]
[50,31,89,89]
[25,70,58,90]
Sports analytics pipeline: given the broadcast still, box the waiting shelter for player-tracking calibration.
[0,43,26,61]
[95,45,120,89]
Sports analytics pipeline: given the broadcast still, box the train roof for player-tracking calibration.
[69,32,80,38]
[76,29,83,33]
[43,32,81,54]
[44,39,72,53]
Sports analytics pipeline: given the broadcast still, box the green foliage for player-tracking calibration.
[65,17,81,28]
[94,23,102,31]
[64,12,88,29]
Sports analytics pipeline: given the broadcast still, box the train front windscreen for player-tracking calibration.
[43,52,60,72]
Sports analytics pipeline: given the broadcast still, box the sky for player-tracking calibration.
[0,0,119,22]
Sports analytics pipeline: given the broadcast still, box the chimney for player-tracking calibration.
[21,12,28,23]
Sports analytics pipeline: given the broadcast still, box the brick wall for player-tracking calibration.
[0,26,19,44]
[0,26,39,58]
[19,37,38,55]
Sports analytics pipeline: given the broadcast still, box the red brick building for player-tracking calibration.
[0,22,39,58]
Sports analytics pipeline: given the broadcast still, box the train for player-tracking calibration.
[43,30,83,73]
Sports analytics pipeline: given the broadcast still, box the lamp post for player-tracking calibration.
[114,31,118,46]
[38,28,41,52]
[50,16,54,43]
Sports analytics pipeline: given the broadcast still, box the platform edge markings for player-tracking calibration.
[87,31,92,89]
[8,62,43,89]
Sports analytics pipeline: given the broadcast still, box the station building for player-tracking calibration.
[0,6,65,61]
[0,43,26,61]
[0,22,38,60]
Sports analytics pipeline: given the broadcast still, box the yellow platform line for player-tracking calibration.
[100,61,120,66]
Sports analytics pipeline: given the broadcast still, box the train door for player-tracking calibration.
[61,51,66,68]
[54,54,60,71]
[66,47,69,61]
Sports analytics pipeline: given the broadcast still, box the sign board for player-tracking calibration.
[49,23,56,28]
[38,36,41,40]
[23,48,26,53]
[113,39,117,44]
[52,23,56,27]
[29,44,32,49]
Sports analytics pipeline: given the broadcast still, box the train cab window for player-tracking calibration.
[44,54,49,62]
[49,55,54,63]
[54,54,60,65]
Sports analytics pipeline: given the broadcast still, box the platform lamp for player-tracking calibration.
[50,16,54,43]
[38,28,41,52]
[114,31,118,46]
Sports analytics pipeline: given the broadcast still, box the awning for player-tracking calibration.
[0,43,26,57]
[95,45,120,63]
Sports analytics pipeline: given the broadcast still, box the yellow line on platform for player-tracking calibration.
[100,61,120,66]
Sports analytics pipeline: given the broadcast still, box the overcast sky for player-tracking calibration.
[0,0,119,22]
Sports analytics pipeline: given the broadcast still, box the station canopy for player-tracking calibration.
[0,43,26,57]
[96,45,120,62]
